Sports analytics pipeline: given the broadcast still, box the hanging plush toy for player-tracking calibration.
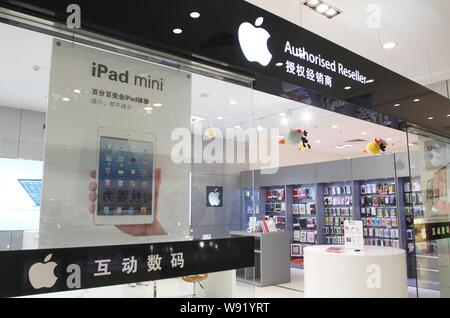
[365,138,388,155]
[287,129,311,151]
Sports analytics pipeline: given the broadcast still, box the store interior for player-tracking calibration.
[0,22,445,298]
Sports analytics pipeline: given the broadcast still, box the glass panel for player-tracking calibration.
[0,21,256,298]
[406,127,450,298]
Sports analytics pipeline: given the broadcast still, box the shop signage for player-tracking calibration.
[414,222,450,243]
[0,237,254,298]
[206,186,223,208]
[344,220,364,251]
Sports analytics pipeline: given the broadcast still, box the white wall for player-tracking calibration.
[0,158,42,231]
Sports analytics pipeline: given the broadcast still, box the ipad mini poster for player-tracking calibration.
[39,40,192,248]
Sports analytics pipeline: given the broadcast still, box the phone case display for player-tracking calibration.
[323,182,353,245]
[360,181,399,247]
[403,181,424,254]
[264,187,286,230]
[292,185,317,257]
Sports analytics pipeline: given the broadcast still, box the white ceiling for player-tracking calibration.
[246,0,450,86]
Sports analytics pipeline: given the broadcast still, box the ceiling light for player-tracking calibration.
[316,3,329,13]
[446,114,450,117]
[145,110,152,114]
[366,79,375,84]
[173,28,183,34]
[413,99,420,102]
[281,117,289,126]
[315,140,321,143]
[342,145,353,149]
[383,42,397,49]
[306,0,320,7]
[257,126,264,132]
[325,8,338,17]
[229,100,238,105]
[334,145,343,149]
[144,106,153,111]
[153,103,163,107]
[62,97,70,102]
[73,89,81,94]
[408,143,414,147]
[217,116,224,120]
[302,111,312,122]
[387,138,392,141]
[344,86,351,90]
[275,62,283,67]
[361,132,368,135]
[190,12,200,19]
[234,125,241,129]
[304,0,341,18]
[428,116,434,120]
[332,125,339,129]
[394,103,400,107]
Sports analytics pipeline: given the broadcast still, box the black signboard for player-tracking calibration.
[0,237,254,298]
[1,0,450,136]
[414,222,450,243]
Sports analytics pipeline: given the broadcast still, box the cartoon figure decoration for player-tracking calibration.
[285,129,311,151]
[365,138,388,155]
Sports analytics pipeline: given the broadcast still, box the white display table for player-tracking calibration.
[304,245,407,298]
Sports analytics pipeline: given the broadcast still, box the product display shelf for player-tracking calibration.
[359,179,400,248]
[241,186,262,231]
[263,186,287,231]
[290,184,317,261]
[322,182,354,245]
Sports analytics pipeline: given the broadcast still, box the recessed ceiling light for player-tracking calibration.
[387,138,393,141]
[73,89,81,94]
[334,145,343,149]
[394,103,400,107]
[428,117,434,120]
[281,117,289,126]
[316,3,329,13]
[173,28,183,34]
[332,125,339,129]
[257,126,264,132]
[383,42,397,49]
[361,132,368,135]
[366,79,375,84]
[315,140,322,143]
[325,8,338,17]
[413,99,421,102]
[302,112,312,121]
[190,12,200,19]
[230,100,238,105]
[446,114,450,117]
[144,106,153,111]
[234,125,241,129]
[344,86,351,90]
[153,103,163,107]
[217,116,224,120]
[306,0,320,7]
[275,62,283,67]
[62,97,70,102]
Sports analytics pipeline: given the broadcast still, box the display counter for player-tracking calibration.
[304,245,407,298]
[230,231,290,287]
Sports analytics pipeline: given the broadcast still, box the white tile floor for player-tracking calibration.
[24,268,441,298]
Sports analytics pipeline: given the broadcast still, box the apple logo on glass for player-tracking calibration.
[28,254,58,289]
[238,17,273,67]
[207,187,223,207]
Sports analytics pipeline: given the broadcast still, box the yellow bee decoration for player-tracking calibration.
[365,138,388,155]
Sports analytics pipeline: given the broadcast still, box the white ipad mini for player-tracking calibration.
[95,127,156,225]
